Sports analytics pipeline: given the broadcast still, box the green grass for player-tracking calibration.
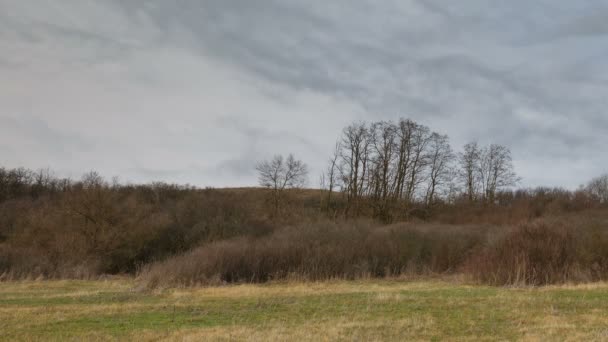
[1,279,608,341]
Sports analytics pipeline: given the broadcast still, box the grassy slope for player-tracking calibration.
[1,279,608,341]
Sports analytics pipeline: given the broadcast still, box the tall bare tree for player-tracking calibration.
[256,154,308,215]
[425,133,454,206]
[586,174,608,203]
[458,142,480,202]
[322,141,341,213]
[404,122,432,203]
[339,122,370,216]
[369,122,396,207]
[478,144,519,203]
[393,119,416,201]
[325,118,520,217]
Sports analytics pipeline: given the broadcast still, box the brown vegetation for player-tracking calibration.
[1,163,607,287]
[1,118,607,287]
[466,217,608,285]
[0,169,277,279]
[138,212,608,288]
[137,221,489,288]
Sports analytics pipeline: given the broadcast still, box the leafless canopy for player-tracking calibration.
[586,174,608,203]
[256,154,308,214]
[321,118,454,220]
[256,154,308,190]
[320,118,522,219]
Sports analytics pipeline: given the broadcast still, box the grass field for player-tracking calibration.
[2,279,608,341]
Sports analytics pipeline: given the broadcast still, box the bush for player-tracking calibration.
[137,221,487,288]
[138,216,608,288]
[465,220,608,285]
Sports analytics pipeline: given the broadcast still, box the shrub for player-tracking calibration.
[137,221,487,288]
[464,221,608,285]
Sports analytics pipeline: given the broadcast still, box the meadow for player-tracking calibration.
[2,278,608,341]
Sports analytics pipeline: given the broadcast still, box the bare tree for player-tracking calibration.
[586,174,608,203]
[322,142,341,213]
[393,119,417,201]
[339,122,370,216]
[331,118,463,219]
[325,118,520,216]
[66,171,116,250]
[369,121,397,218]
[256,154,308,214]
[404,122,432,203]
[478,144,519,203]
[458,142,480,202]
[457,142,519,203]
[425,133,454,206]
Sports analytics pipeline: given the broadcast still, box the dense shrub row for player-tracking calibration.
[467,220,608,285]
[138,217,608,288]
[137,222,490,287]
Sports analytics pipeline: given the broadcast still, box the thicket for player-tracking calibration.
[139,216,608,288]
[138,221,493,288]
[1,117,608,286]
[0,168,278,279]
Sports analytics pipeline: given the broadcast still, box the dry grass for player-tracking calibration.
[2,278,608,341]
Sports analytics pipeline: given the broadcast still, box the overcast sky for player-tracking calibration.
[1,1,607,189]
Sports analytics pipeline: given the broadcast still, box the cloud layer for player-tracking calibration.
[1,1,607,188]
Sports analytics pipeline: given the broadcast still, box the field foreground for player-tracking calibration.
[2,279,608,341]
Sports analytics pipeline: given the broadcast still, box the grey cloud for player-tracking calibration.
[1,1,608,188]
[554,10,608,39]
[216,157,256,178]
[215,116,324,156]
[0,115,94,158]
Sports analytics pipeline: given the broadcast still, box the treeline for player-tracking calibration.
[317,119,515,221]
[1,118,608,285]
[0,167,71,202]
[1,164,606,283]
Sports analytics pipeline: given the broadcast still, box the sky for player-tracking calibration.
[1,1,608,189]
